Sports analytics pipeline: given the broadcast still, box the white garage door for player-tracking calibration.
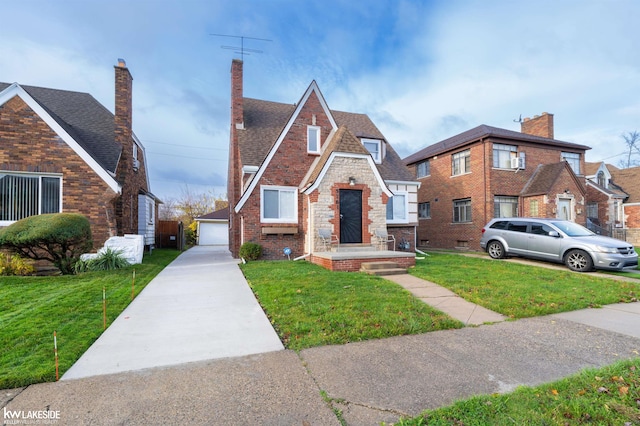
[199,222,228,245]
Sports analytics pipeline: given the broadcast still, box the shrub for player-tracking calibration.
[0,252,36,276]
[239,242,262,261]
[0,213,93,275]
[74,248,130,273]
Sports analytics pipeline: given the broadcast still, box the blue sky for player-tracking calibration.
[1,0,639,203]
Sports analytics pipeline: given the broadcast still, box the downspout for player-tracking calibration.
[482,138,487,225]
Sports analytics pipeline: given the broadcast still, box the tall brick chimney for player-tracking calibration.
[521,112,554,139]
[115,58,133,178]
[231,59,244,129]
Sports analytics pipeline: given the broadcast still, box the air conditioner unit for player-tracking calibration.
[133,159,140,171]
[511,156,525,169]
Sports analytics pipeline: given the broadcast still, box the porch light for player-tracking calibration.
[348,177,356,186]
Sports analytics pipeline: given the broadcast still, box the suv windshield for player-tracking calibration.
[550,221,594,237]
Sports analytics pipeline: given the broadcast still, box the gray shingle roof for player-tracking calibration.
[520,162,585,196]
[239,97,415,182]
[0,82,121,174]
[404,124,592,165]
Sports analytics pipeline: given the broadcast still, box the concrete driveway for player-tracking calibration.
[62,246,284,380]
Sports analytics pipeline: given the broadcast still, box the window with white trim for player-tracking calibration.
[494,196,518,218]
[562,152,580,174]
[0,173,61,223]
[307,126,320,154]
[453,198,471,223]
[386,192,408,223]
[418,202,431,219]
[416,160,430,178]
[492,143,517,168]
[261,186,297,223]
[452,149,471,176]
[363,139,382,164]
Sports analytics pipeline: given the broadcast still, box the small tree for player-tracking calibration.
[0,213,93,275]
[618,130,640,168]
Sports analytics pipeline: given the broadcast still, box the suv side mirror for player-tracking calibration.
[548,231,560,238]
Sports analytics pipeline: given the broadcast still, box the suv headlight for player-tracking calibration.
[595,245,618,254]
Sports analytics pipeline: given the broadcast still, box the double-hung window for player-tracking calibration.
[562,152,580,174]
[453,198,471,223]
[492,144,517,168]
[307,126,321,154]
[0,173,62,224]
[494,196,518,218]
[386,192,408,223]
[452,149,471,176]
[363,139,382,164]
[416,160,430,178]
[418,202,431,219]
[261,186,297,223]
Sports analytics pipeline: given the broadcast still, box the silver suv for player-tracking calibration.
[480,218,638,272]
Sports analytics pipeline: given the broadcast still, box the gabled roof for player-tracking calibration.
[0,82,122,174]
[586,179,628,199]
[521,162,585,196]
[238,97,413,182]
[610,165,640,203]
[197,206,229,221]
[584,161,602,176]
[404,124,592,165]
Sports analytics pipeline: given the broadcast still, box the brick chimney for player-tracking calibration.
[521,112,554,139]
[231,59,244,129]
[115,58,133,178]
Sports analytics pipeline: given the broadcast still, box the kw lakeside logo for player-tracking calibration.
[3,407,60,424]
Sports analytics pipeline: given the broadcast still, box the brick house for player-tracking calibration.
[0,59,158,249]
[585,162,640,244]
[403,113,591,251]
[227,60,419,266]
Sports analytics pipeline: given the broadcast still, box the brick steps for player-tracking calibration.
[360,261,407,276]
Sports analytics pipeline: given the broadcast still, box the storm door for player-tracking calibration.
[339,189,362,243]
[557,198,571,220]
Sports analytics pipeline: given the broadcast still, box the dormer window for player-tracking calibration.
[597,171,606,187]
[363,138,382,164]
[307,126,321,154]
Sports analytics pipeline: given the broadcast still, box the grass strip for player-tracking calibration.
[395,357,640,425]
[410,253,640,318]
[240,260,463,350]
[0,249,180,388]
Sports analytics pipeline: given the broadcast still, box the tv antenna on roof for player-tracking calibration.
[210,33,272,61]
[513,114,523,123]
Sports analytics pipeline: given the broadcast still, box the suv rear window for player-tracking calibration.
[490,221,508,230]
[507,222,528,232]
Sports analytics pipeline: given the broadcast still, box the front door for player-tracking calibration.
[339,189,362,243]
[557,198,571,220]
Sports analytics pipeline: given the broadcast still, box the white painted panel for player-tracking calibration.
[199,222,229,245]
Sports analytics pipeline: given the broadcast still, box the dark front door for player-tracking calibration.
[339,189,362,243]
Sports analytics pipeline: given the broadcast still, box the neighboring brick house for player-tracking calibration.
[227,59,419,262]
[585,162,640,244]
[404,113,590,251]
[0,59,158,249]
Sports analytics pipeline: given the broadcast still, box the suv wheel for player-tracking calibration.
[487,241,506,259]
[565,249,593,272]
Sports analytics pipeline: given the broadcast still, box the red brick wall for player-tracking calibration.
[0,95,118,248]
[625,205,640,228]
[415,138,587,251]
[238,90,334,260]
[521,113,554,139]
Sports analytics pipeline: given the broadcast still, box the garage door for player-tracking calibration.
[199,222,228,245]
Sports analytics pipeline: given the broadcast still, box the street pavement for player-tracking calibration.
[2,248,640,425]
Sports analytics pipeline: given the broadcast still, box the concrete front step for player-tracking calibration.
[360,261,407,276]
[332,244,378,252]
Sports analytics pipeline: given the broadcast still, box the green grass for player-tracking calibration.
[410,253,640,318]
[0,249,180,389]
[240,261,464,350]
[395,357,640,425]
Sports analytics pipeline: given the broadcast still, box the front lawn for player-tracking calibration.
[411,253,640,318]
[240,261,464,350]
[396,357,640,425]
[0,249,180,389]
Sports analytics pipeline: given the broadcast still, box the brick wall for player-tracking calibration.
[521,112,554,139]
[415,138,587,250]
[0,96,119,248]
[310,255,415,272]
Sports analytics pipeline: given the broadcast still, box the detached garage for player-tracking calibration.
[196,207,229,246]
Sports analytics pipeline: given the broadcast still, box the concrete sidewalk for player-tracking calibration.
[62,246,283,380]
